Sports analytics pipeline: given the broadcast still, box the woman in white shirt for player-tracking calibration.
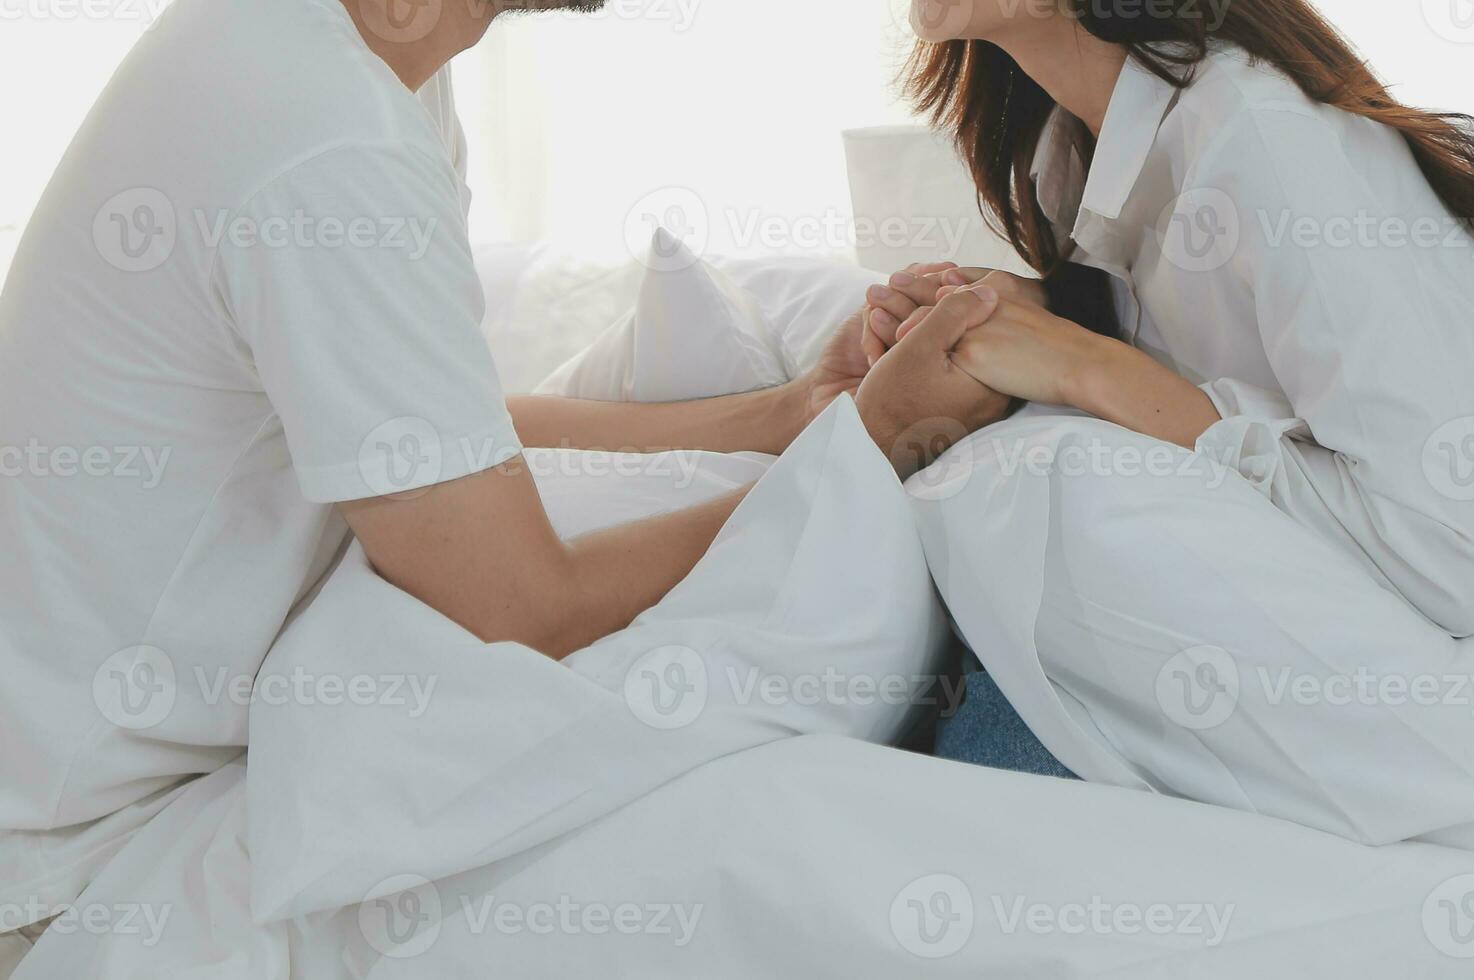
[862,0,1474,844]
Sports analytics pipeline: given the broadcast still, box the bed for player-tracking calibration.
[8,128,1473,979]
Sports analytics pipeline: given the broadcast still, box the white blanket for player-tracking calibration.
[15,740,1474,978]
[14,410,1474,977]
[13,250,1474,977]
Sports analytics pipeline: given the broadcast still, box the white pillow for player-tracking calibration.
[474,242,645,395]
[534,231,885,401]
[842,125,1032,276]
[246,396,950,920]
[536,230,787,401]
[708,253,882,380]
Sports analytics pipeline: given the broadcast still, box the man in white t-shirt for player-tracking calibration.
[0,0,1009,927]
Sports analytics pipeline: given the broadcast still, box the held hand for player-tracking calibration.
[797,304,875,424]
[943,283,1117,408]
[855,284,1015,480]
[864,265,1047,364]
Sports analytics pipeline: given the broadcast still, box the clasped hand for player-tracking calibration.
[802,261,1114,480]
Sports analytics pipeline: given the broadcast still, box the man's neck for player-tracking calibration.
[994,19,1128,138]
[338,0,495,92]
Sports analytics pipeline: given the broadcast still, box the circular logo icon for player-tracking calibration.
[1424,874,1474,958]
[901,419,977,502]
[1156,188,1240,274]
[1423,417,1474,502]
[623,187,709,272]
[93,188,176,273]
[93,645,177,731]
[890,874,974,959]
[359,417,443,500]
[1423,0,1474,44]
[1155,645,1240,731]
[359,874,443,959]
[909,0,976,41]
[358,0,443,44]
[624,645,708,730]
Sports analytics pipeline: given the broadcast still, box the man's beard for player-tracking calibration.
[499,0,607,13]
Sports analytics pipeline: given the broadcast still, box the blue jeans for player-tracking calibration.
[935,670,1078,780]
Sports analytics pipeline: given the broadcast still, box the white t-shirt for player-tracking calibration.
[0,0,521,921]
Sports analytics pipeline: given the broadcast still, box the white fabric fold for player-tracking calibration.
[912,413,1474,846]
[245,396,949,921]
[18,739,1474,979]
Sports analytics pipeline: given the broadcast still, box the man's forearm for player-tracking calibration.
[343,462,751,662]
[542,487,748,659]
[507,382,809,456]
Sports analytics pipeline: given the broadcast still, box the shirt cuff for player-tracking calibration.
[1195,379,1309,496]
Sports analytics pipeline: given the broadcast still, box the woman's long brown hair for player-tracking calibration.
[905,1,1474,275]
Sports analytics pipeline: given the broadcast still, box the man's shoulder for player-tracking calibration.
[121,0,452,196]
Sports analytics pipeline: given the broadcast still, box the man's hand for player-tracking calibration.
[797,305,873,424]
[855,283,1015,480]
[797,263,1010,427]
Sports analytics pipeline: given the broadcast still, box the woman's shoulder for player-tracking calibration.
[1164,42,1390,175]
[1184,42,1330,125]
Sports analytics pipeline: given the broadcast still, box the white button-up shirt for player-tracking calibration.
[1035,44,1474,637]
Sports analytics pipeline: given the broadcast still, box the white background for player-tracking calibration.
[1,0,1471,280]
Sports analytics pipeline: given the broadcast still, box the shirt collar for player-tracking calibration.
[1030,54,1179,229]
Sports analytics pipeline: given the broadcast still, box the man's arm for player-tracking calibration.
[505,294,893,456]
[342,286,1010,661]
[340,463,745,659]
[505,381,809,455]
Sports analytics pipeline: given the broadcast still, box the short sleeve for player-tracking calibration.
[216,141,521,503]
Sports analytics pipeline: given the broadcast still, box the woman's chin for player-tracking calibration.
[910,1,984,43]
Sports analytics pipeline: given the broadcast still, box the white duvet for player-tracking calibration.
[15,738,1474,978]
[11,245,1474,978]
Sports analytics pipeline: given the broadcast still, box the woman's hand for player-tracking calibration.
[796,264,984,422]
[944,278,1116,408]
[864,263,1047,365]
[937,273,1222,448]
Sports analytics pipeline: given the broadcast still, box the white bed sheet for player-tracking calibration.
[14,737,1474,979]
